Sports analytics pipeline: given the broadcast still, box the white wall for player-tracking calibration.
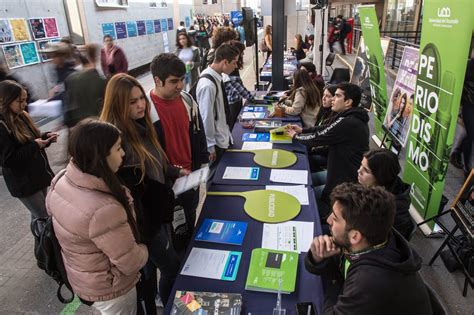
[192,0,241,15]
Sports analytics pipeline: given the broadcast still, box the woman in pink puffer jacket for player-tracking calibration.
[46,120,148,314]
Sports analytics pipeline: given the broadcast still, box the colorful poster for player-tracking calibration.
[145,20,154,34]
[10,18,30,41]
[383,46,419,147]
[161,18,168,31]
[358,6,389,141]
[153,19,161,33]
[2,44,24,69]
[402,0,473,227]
[126,21,137,37]
[29,18,45,39]
[136,20,146,36]
[0,19,13,43]
[167,18,174,30]
[350,37,372,111]
[44,18,59,38]
[20,42,40,65]
[37,40,51,61]
[115,22,127,39]
[102,23,116,39]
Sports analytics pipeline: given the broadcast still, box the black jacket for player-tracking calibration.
[295,107,369,198]
[389,177,413,239]
[0,116,54,197]
[305,231,432,315]
[153,91,209,171]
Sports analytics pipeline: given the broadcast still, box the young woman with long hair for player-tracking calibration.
[315,84,338,127]
[0,80,57,225]
[264,25,273,61]
[46,119,148,314]
[175,32,201,90]
[273,69,321,128]
[358,148,413,239]
[100,73,187,308]
[293,34,307,60]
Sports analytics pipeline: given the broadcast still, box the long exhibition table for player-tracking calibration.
[163,184,324,314]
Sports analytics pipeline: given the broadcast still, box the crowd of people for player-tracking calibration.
[2,13,470,315]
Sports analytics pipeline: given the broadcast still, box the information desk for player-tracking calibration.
[164,184,324,314]
[231,122,307,152]
[211,150,312,186]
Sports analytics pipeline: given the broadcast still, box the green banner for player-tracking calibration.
[402,0,472,226]
[358,6,389,141]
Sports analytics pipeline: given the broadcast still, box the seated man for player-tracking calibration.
[305,183,432,314]
[286,83,369,217]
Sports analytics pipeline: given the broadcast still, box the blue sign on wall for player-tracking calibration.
[154,20,161,33]
[231,11,243,26]
[146,20,154,34]
[185,16,190,27]
[136,20,146,36]
[126,21,137,37]
[161,18,168,31]
[115,22,127,39]
[167,18,174,30]
[102,23,116,39]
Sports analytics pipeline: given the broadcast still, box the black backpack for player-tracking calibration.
[31,217,74,303]
[189,73,219,121]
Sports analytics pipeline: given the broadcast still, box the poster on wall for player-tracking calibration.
[37,40,51,61]
[167,18,174,30]
[350,36,372,111]
[146,20,154,34]
[402,0,472,229]
[358,6,389,143]
[161,18,168,32]
[137,20,146,36]
[0,19,14,43]
[10,18,30,41]
[2,44,24,68]
[126,21,137,37]
[383,46,419,147]
[185,16,190,28]
[29,18,46,39]
[115,22,127,39]
[162,32,169,53]
[153,19,161,33]
[102,23,116,39]
[44,18,59,38]
[20,42,40,65]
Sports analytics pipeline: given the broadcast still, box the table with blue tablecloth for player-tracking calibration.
[211,150,312,186]
[163,184,324,314]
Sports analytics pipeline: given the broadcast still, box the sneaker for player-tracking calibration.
[449,152,464,169]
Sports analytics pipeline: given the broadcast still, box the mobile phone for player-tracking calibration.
[296,302,317,315]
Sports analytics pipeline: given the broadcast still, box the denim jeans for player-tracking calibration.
[18,188,49,222]
[143,225,180,306]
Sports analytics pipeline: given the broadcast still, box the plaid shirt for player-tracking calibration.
[224,75,254,104]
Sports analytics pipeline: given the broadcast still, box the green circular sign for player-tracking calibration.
[241,190,301,223]
[252,149,297,169]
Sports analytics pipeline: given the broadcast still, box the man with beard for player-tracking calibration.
[305,183,432,314]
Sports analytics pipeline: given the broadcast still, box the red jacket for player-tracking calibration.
[100,46,128,78]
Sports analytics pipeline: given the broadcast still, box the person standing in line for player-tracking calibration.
[196,44,240,163]
[0,80,58,226]
[175,32,201,91]
[100,35,128,79]
[46,120,148,314]
[100,74,187,310]
[64,44,106,128]
[264,25,273,61]
[149,53,209,252]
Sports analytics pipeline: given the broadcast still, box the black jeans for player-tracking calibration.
[174,187,200,254]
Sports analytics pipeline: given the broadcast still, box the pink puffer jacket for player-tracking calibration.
[46,162,148,302]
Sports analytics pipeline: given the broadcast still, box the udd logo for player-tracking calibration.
[437,7,451,18]
[365,17,370,24]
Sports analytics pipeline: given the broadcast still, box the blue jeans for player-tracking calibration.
[143,224,180,306]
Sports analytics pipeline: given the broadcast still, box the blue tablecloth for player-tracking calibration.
[164,184,324,314]
[211,150,312,186]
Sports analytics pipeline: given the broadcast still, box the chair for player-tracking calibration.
[424,281,449,315]
[323,53,336,79]
[328,68,350,84]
